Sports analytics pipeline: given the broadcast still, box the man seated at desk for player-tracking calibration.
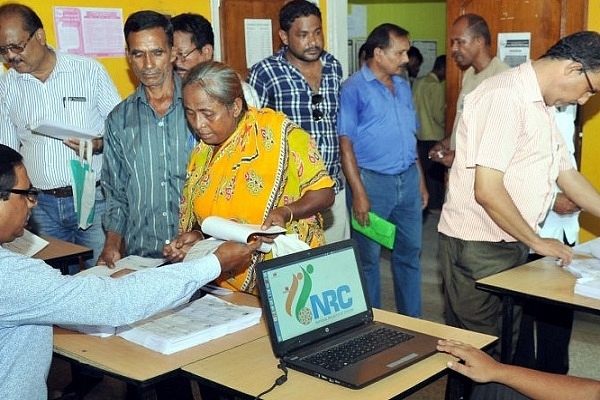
[0,143,262,400]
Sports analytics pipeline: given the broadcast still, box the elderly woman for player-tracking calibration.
[164,61,334,293]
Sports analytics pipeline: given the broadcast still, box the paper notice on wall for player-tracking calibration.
[498,32,531,67]
[244,19,273,68]
[54,7,124,57]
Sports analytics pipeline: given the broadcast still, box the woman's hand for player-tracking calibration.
[162,231,204,263]
[262,206,292,229]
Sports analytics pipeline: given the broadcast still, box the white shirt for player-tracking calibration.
[0,50,120,189]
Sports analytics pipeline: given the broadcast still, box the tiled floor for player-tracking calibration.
[48,212,600,399]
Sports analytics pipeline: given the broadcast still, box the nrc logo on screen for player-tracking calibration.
[284,264,354,325]
[309,285,353,319]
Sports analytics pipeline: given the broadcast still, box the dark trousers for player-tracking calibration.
[417,140,446,210]
[513,252,574,374]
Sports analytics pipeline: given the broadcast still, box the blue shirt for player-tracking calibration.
[0,246,220,400]
[338,65,418,175]
[247,48,343,193]
[102,74,195,257]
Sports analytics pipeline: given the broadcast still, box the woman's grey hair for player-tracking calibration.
[182,61,248,112]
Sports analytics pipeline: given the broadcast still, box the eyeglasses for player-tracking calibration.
[175,47,199,61]
[580,64,597,95]
[0,30,36,56]
[311,94,323,121]
[4,187,40,203]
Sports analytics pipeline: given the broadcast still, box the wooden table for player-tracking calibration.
[182,308,497,399]
[476,255,600,362]
[34,236,93,274]
[53,292,266,400]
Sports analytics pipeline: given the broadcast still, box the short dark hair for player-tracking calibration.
[279,0,321,32]
[172,13,214,49]
[542,31,600,72]
[408,46,423,64]
[433,54,446,71]
[0,144,23,201]
[124,10,173,48]
[363,23,410,60]
[0,3,43,35]
[456,14,491,46]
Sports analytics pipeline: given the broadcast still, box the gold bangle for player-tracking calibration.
[282,205,294,224]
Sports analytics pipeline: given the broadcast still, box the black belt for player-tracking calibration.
[41,181,101,198]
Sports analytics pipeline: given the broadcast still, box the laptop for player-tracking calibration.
[256,239,440,389]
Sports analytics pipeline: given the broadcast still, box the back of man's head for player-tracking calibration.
[433,54,447,80]
[0,3,43,34]
[0,144,22,199]
[279,0,321,32]
[542,31,600,72]
[124,10,173,48]
[172,13,214,49]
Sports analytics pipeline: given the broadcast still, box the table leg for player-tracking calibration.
[501,295,514,363]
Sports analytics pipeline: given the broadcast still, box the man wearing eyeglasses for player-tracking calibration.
[0,3,121,273]
[170,12,260,107]
[437,31,600,398]
[247,0,349,244]
[0,143,261,400]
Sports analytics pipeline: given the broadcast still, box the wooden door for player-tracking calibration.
[445,0,588,136]
[219,0,288,80]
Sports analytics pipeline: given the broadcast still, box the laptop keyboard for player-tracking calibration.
[303,327,414,371]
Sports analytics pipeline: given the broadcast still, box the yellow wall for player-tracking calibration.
[579,0,600,242]
[23,1,211,98]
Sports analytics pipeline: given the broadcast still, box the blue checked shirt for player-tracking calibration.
[247,48,343,194]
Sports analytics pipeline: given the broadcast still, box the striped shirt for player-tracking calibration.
[439,61,573,242]
[247,48,343,193]
[0,50,121,189]
[102,75,195,257]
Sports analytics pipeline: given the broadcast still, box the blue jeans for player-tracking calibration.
[30,185,106,273]
[348,164,423,317]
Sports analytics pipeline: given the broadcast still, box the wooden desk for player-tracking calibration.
[476,256,600,362]
[53,292,266,400]
[34,236,93,274]
[182,308,496,399]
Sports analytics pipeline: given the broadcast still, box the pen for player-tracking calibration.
[62,96,87,108]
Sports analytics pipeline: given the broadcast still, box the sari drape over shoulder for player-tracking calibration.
[179,107,334,293]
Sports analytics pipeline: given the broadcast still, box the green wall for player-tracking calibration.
[348,1,447,56]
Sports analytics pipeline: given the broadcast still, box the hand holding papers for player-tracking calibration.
[27,120,102,140]
[200,216,287,253]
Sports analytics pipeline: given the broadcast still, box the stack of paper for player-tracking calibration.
[574,277,600,300]
[117,294,262,354]
[570,238,600,300]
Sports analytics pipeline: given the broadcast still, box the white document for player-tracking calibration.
[60,255,165,337]
[244,19,273,68]
[498,32,531,67]
[201,216,286,253]
[575,276,600,300]
[28,120,102,140]
[117,294,262,354]
[1,229,48,257]
[76,255,165,277]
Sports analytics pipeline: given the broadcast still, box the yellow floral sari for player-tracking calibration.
[179,107,334,293]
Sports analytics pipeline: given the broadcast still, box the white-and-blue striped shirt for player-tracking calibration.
[0,50,121,189]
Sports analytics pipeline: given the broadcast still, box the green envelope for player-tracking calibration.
[351,212,396,250]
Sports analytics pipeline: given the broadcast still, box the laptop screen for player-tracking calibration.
[258,240,371,351]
